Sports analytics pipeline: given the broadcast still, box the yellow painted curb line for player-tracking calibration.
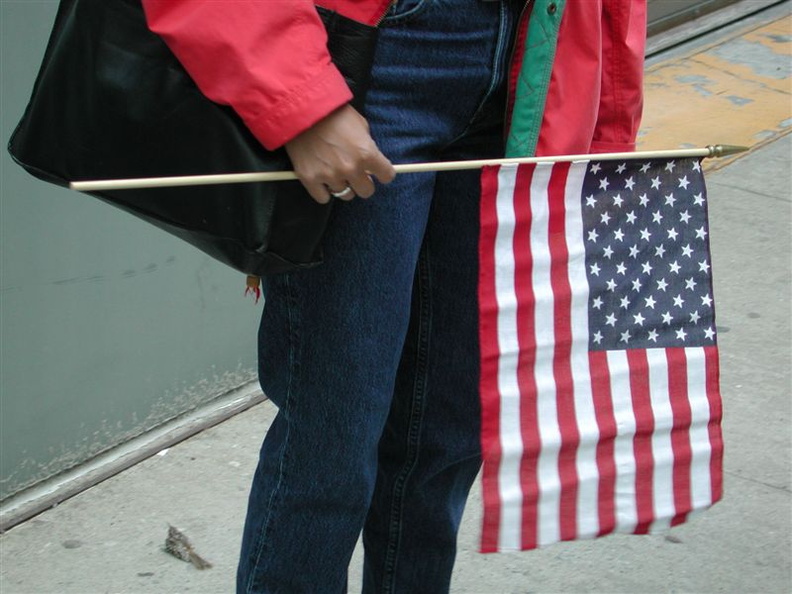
[639,14,791,170]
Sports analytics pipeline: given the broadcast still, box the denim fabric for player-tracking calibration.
[237,1,519,592]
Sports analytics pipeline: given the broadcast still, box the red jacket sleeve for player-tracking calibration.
[140,0,354,150]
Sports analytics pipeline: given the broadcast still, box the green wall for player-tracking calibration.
[0,2,260,501]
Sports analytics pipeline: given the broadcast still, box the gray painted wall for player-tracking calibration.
[1,2,260,502]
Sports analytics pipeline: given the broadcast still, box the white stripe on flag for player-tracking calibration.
[687,347,714,510]
[606,349,639,533]
[529,163,563,548]
[563,162,601,541]
[646,348,674,534]
[492,164,523,552]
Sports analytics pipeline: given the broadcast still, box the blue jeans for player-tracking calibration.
[238,1,520,592]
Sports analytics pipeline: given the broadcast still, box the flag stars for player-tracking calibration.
[692,160,702,172]
[581,159,714,349]
[565,158,715,349]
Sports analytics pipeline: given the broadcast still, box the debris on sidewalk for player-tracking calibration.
[163,525,213,570]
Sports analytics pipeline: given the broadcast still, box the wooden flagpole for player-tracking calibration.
[69,145,748,192]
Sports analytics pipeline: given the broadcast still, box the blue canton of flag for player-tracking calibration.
[582,159,716,351]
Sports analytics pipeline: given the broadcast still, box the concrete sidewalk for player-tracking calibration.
[1,7,790,594]
[1,134,788,594]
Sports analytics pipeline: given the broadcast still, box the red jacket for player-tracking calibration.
[141,0,645,157]
[525,0,646,156]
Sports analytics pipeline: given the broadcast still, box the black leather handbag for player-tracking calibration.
[7,0,379,276]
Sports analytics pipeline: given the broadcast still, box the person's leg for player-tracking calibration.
[360,167,486,594]
[360,111,515,594]
[237,1,518,592]
[237,165,436,593]
[360,1,520,592]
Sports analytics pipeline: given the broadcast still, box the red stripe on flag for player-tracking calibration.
[546,163,580,541]
[666,348,692,526]
[589,350,617,537]
[705,346,724,503]
[627,349,655,534]
[478,165,503,553]
[512,164,540,550]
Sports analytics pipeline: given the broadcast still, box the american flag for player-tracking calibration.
[478,157,723,552]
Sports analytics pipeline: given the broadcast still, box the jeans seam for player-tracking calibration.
[246,276,298,594]
[380,240,433,593]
